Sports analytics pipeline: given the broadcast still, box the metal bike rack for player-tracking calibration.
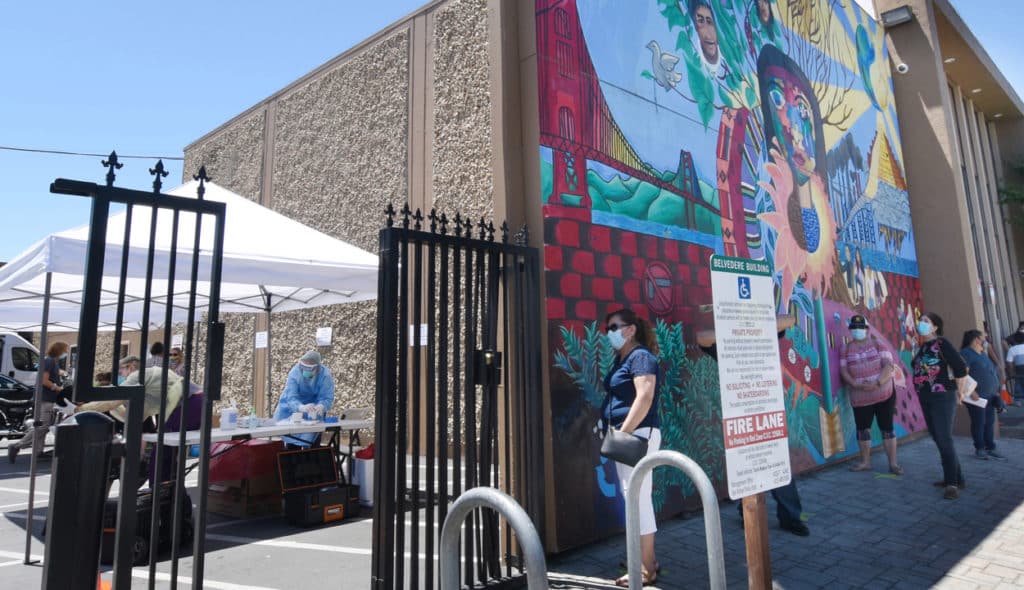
[439,487,548,589]
[624,450,726,590]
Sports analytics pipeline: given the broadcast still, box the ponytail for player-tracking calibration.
[635,317,659,356]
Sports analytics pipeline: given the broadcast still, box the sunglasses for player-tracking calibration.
[606,322,632,332]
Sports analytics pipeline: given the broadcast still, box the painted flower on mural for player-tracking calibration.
[758,143,837,306]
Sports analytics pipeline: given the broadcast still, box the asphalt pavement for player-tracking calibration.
[0,426,1021,589]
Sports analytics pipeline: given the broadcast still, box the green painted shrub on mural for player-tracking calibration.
[651,320,725,511]
[553,320,726,512]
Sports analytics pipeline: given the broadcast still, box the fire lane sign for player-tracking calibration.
[710,255,792,500]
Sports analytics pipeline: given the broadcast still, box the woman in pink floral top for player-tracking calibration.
[839,315,901,474]
[911,312,968,500]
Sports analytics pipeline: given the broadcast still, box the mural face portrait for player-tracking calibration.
[757,0,772,25]
[765,66,817,185]
[692,2,719,64]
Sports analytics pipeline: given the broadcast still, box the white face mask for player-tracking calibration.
[850,328,867,341]
[607,329,626,350]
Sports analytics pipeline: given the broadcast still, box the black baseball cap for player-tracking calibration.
[848,315,868,329]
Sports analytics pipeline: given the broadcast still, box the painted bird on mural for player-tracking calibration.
[646,40,683,91]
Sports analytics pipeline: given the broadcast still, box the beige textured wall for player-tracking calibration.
[432,0,493,219]
[180,110,266,412]
[264,29,410,416]
[181,110,265,199]
[181,0,502,419]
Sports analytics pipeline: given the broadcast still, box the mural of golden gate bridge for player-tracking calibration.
[536,0,925,550]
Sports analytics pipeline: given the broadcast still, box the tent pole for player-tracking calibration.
[24,271,51,564]
[265,293,272,417]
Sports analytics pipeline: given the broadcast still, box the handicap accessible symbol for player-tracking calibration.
[738,276,751,299]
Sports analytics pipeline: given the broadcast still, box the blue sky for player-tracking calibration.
[1,0,1021,262]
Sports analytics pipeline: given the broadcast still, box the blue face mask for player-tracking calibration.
[117,375,126,385]
[301,368,317,379]
[59,352,68,360]
[917,321,932,336]
[850,328,867,341]
[607,329,626,350]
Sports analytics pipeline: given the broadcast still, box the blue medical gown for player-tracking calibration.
[273,363,335,445]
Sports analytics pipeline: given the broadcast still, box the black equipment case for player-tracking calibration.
[276,446,359,526]
[100,482,194,565]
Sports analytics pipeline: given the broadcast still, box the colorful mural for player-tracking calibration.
[536,0,924,549]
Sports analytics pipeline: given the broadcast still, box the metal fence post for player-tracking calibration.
[440,488,548,590]
[624,450,726,590]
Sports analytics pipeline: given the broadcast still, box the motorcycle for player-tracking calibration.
[0,373,34,440]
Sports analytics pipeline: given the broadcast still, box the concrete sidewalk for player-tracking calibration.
[545,434,1024,589]
[0,433,1020,588]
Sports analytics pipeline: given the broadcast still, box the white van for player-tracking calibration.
[0,333,40,386]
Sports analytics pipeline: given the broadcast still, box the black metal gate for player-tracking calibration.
[371,205,545,589]
[43,156,225,590]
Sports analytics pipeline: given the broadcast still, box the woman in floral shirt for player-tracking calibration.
[911,312,968,500]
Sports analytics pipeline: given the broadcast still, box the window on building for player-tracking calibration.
[558,107,576,142]
[554,8,572,39]
[556,41,575,79]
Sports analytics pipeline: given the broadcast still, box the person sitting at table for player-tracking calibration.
[273,350,335,446]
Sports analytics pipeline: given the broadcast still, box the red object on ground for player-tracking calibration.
[209,439,284,482]
[355,443,374,460]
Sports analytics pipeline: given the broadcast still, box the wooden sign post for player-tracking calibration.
[742,493,772,589]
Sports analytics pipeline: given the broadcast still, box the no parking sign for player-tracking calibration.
[710,255,792,500]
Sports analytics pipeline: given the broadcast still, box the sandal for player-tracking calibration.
[615,570,658,587]
[889,464,904,475]
[848,463,871,472]
[619,561,661,574]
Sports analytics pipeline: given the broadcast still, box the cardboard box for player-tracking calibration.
[207,474,282,519]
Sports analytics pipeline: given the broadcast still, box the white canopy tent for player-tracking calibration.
[0,178,380,416]
[0,180,379,331]
[1,180,381,567]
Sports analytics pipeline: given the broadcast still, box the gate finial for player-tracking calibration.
[486,221,496,242]
[385,203,396,227]
[401,203,412,229]
[500,221,509,243]
[463,216,473,237]
[102,151,123,187]
[428,209,439,233]
[514,224,530,247]
[193,166,211,200]
[477,217,487,240]
[439,212,449,235]
[454,213,463,237]
[149,160,169,193]
[413,208,424,230]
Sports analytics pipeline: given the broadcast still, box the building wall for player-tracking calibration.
[183,0,496,418]
[533,0,924,550]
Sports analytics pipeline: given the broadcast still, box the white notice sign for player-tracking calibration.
[315,327,333,347]
[710,255,792,500]
[171,334,183,349]
[255,331,268,349]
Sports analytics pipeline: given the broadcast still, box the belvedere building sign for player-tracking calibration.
[710,255,792,499]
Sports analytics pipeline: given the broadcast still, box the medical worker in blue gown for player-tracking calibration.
[273,350,335,446]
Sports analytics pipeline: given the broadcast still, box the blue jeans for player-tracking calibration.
[966,399,997,451]
[919,391,963,486]
[736,479,803,526]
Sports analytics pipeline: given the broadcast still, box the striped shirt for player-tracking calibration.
[840,337,894,407]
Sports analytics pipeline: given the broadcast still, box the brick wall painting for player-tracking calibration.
[536,0,924,548]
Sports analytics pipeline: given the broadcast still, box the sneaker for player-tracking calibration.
[975,449,990,460]
[6,445,17,464]
[943,485,960,500]
[987,450,1007,460]
[933,480,967,489]
[780,520,810,537]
